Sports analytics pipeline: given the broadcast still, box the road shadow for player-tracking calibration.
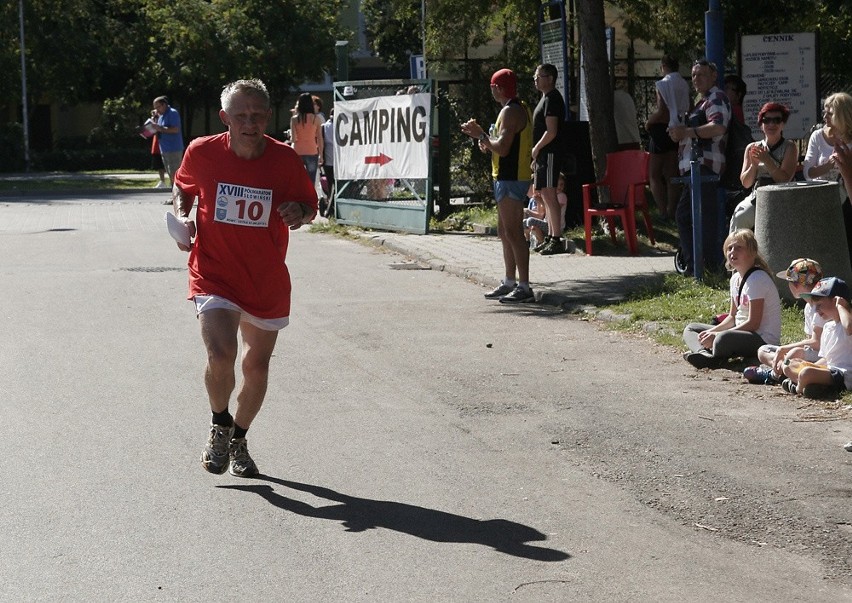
[484,272,670,317]
[218,475,570,562]
[542,272,670,307]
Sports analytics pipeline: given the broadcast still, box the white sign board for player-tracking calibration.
[740,32,818,140]
[334,93,431,180]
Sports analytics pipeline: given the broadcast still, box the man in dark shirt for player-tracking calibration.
[530,64,567,255]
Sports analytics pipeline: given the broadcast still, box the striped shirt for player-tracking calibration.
[678,86,731,176]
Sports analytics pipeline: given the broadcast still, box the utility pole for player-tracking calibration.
[335,40,349,82]
[18,0,30,171]
[705,0,724,85]
[421,0,426,77]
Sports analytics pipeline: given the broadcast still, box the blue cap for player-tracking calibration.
[801,277,851,300]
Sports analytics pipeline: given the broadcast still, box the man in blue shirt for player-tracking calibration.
[152,96,184,191]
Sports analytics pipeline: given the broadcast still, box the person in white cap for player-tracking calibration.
[743,258,825,385]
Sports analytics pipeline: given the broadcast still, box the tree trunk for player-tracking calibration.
[576,0,616,181]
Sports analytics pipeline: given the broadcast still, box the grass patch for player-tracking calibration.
[431,204,498,232]
[0,171,158,192]
[601,272,806,348]
[587,214,806,352]
[602,277,852,404]
[307,218,362,238]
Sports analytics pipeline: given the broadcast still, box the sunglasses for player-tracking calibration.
[692,59,717,71]
[761,116,784,124]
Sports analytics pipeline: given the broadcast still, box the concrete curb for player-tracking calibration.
[357,230,587,312]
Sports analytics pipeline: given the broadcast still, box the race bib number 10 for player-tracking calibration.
[214,182,273,228]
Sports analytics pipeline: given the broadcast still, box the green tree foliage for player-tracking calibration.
[361,0,541,88]
[809,1,852,82]
[367,0,552,189]
[0,2,23,105]
[6,0,119,105]
[4,0,347,144]
[137,0,347,134]
[236,0,349,128]
[361,0,422,68]
[613,0,852,80]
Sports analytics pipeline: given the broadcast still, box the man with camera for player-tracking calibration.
[668,59,731,274]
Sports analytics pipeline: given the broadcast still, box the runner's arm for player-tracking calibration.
[485,105,525,158]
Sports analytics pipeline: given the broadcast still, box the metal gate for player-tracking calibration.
[331,79,433,234]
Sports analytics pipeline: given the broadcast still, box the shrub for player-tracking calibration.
[0,123,27,172]
[31,148,150,171]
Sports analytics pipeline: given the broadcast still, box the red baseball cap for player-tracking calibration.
[490,69,517,97]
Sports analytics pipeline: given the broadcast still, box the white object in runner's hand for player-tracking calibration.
[164,212,191,247]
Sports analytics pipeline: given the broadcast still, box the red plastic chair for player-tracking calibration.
[582,150,655,255]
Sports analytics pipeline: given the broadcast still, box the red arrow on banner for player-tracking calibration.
[364,153,392,166]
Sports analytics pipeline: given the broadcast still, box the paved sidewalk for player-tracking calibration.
[356,228,675,308]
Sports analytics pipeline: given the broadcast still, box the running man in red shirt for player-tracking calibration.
[170,79,317,477]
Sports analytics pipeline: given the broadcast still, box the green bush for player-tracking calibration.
[0,123,26,172]
[31,148,150,171]
[94,96,147,148]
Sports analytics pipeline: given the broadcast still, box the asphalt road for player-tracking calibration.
[1,193,850,601]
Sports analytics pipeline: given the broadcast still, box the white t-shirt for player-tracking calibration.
[819,320,852,389]
[818,320,852,375]
[656,72,691,128]
[803,128,848,202]
[804,302,827,337]
[730,269,782,344]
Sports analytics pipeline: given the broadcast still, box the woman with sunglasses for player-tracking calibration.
[728,102,797,233]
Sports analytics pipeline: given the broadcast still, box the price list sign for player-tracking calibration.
[740,32,817,140]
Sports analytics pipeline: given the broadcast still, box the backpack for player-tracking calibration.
[721,118,754,190]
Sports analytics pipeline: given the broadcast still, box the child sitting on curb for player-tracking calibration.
[539,173,570,255]
[532,173,570,255]
[682,229,782,369]
[780,277,852,398]
[523,186,547,250]
[743,258,825,385]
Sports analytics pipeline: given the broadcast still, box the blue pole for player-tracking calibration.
[690,159,703,280]
[706,0,724,87]
[705,0,724,268]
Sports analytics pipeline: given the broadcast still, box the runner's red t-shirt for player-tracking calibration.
[174,133,317,318]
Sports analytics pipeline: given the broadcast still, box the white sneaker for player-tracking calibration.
[499,285,535,304]
[154,181,166,189]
